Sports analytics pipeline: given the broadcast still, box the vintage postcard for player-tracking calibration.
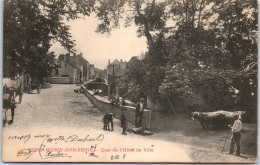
[2,0,257,163]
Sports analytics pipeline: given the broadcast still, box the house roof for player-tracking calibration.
[109,59,126,66]
[76,55,89,66]
[57,54,81,69]
[110,59,120,65]
[66,57,81,68]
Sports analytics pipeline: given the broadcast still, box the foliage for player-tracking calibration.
[115,56,146,102]
[3,0,95,78]
[95,0,257,118]
[4,0,257,119]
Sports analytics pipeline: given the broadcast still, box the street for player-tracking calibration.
[3,84,191,162]
[3,84,105,130]
[3,0,257,163]
[2,84,256,163]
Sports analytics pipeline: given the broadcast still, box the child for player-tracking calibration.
[120,110,127,135]
[102,112,110,130]
[102,112,114,131]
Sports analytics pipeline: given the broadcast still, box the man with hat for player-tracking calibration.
[229,114,242,156]
[135,98,145,127]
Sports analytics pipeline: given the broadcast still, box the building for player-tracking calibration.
[51,53,83,84]
[107,59,126,100]
[107,59,126,78]
[76,53,89,82]
[88,64,96,80]
[96,68,107,80]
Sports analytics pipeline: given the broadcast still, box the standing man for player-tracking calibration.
[121,109,127,135]
[135,98,145,127]
[229,114,242,156]
[108,112,114,131]
[17,83,23,104]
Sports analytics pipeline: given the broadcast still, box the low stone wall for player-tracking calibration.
[50,77,70,84]
[81,86,152,129]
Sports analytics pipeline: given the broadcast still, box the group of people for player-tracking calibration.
[103,97,243,156]
[110,95,126,106]
[102,97,145,135]
[102,111,127,135]
[93,89,100,95]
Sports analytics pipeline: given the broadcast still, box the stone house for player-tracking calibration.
[76,54,89,82]
[107,59,126,78]
[88,64,96,80]
[96,68,107,80]
[107,59,126,100]
[51,53,83,84]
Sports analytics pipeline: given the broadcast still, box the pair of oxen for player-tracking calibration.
[191,110,246,129]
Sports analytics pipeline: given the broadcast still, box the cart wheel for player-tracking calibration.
[37,84,41,94]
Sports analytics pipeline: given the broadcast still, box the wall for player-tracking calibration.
[50,77,70,84]
[81,86,152,129]
[52,61,75,83]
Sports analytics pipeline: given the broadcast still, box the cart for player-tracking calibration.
[28,78,42,94]
[3,87,17,125]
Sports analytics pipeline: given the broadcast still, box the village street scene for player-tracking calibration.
[2,0,258,163]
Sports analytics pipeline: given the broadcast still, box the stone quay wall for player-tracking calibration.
[81,85,152,129]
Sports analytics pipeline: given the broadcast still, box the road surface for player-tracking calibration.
[2,84,191,162]
[2,84,255,163]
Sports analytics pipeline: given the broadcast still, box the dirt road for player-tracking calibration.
[2,84,256,163]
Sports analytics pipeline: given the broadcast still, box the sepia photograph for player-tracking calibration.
[2,0,258,163]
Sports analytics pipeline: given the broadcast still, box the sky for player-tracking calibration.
[49,14,148,69]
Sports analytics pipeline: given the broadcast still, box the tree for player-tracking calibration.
[3,0,95,78]
[159,0,257,116]
[116,56,146,102]
[96,0,257,117]
[213,0,258,120]
[96,0,171,101]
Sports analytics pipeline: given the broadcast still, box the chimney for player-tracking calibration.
[108,59,110,65]
[120,59,123,62]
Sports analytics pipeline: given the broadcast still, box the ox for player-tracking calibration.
[191,110,246,129]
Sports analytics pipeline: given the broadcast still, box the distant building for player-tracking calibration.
[76,53,89,82]
[88,64,96,80]
[96,68,107,80]
[107,59,126,100]
[51,53,83,84]
[107,59,126,78]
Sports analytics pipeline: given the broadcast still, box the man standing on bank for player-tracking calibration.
[135,98,145,127]
[229,114,242,156]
